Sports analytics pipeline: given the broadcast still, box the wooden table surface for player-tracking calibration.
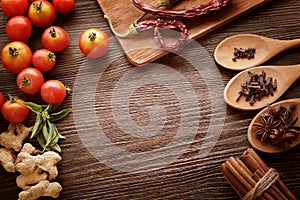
[0,0,299,199]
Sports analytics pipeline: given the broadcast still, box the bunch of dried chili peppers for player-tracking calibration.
[105,0,232,51]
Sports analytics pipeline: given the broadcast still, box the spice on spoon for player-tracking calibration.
[254,104,300,146]
[232,47,256,62]
[236,70,277,105]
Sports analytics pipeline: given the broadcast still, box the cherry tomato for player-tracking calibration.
[1,41,32,73]
[28,0,56,28]
[79,28,109,58]
[41,80,67,105]
[1,0,28,18]
[6,16,32,42]
[52,0,75,14]
[2,97,29,123]
[17,68,44,95]
[0,92,5,112]
[42,26,69,52]
[32,49,56,72]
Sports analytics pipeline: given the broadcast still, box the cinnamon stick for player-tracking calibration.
[226,157,273,200]
[221,163,248,198]
[246,148,297,200]
[221,148,297,200]
[240,150,287,200]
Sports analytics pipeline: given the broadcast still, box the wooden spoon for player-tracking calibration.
[214,34,300,71]
[224,64,300,111]
[248,98,300,153]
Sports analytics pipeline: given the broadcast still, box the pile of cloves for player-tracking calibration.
[232,47,256,62]
[236,70,277,105]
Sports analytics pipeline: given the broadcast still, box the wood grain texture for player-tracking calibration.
[0,0,300,200]
[97,0,271,66]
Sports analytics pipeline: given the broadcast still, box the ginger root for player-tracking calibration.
[15,143,62,190]
[0,123,29,173]
[0,148,16,172]
[0,123,29,152]
[18,180,62,200]
[0,124,63,200]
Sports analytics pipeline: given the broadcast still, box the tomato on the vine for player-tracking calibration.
[32,49,56,72]
[52,0,75,15]
[17,68,44,95]
[41,80,67,105]
[1,41,32,73]
[1,0,28,18]
[6,16,32,42]
[2,97,29,123]
[28,0,56,28]
[79,28,109,58]
[42,26,69,52]
[0,92,5,112]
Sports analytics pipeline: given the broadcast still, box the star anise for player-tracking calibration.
[254,104,300,146]
[254,115,281,142]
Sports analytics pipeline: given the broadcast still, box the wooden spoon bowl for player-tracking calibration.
[214,34,300,71]
[248,98,300,153]
[224,64,300,111]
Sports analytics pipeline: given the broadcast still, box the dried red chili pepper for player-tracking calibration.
[105,15,188,52]
[158,0,183,7]
[140,19,188,51]
[132,0,232,20]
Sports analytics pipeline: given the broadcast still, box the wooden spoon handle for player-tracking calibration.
[275,38,300,50]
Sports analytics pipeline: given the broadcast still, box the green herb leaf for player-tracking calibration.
[45,104,53,112]
[26,102,70,153]
[45,121,53,147]
[24,102,43,113]
[36,133,46,150]
[51,103,61,111]
[30,114,43,139]
[58,132,66,139]
[50,132,59,147]
[51,144,61,152]
[50,108,72,122]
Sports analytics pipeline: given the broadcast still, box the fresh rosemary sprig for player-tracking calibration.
[24,102,71,152]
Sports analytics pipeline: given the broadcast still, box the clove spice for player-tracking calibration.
[236,70,277,105]
[232,47,256,62]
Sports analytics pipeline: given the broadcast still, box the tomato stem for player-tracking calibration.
[20,77,30,88]
[65,86,72,95]
[88,32,97,41]
[8,47,18,57]
[48,52,56,62]
[8,94,18,103]
[33,1,43,13]
[50,28,56,38]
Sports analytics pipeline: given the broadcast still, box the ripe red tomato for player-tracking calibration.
[0,92,5,112]
[42,26,69,52]
[32,49,56,72]
[6,16,32,42]
[52,0,75,14]
[28,0,56,28]
[1,41,32,73]
[79,28,109,58]
[2,97,29,123]
[17,68,44,95]
[1,0,28,18]
[41,80,67,105]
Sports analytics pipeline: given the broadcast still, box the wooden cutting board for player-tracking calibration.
[97,0,271,66]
